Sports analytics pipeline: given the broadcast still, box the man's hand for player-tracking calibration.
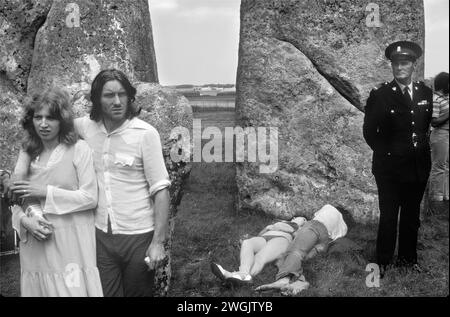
[145,241,167,270]
[10,180,47,200]
[145,188,170,270]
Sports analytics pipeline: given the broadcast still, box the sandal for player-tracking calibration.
[226,272,253,286]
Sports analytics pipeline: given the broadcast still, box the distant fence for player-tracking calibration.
[185,94,235,112]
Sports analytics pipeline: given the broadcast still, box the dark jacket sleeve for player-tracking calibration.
[363,89,381,151]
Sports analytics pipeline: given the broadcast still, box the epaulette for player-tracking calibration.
[372,82,388,91]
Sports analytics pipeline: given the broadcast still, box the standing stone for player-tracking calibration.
[0,80,23,171]
[135,83,194,143]
[236,0,425,223]
[27,0,158,96]
[0,0,52,92]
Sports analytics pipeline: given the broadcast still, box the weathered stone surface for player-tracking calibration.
[27,0,158,96]
[135,84,193,296]
[239,0,424,111]
[0,81,23,171]
[135,83,193,145]
[236,0,425,223]
[0,0,52,92]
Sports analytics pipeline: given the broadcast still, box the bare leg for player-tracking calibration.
[239,237,266,275]
[250,237,289,276]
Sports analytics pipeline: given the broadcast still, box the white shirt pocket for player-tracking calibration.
[114,153,135,167]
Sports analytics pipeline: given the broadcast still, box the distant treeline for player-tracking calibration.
[169,84,235,89]
[181,91,236,97]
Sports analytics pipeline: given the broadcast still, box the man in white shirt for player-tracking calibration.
[76,69,171,296]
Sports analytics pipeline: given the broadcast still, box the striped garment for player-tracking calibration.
[432,92,449,130]
[258,220,300,243]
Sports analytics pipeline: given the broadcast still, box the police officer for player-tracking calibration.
[363,41,433,276]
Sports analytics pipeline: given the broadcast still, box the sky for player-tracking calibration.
[148,0,449,85]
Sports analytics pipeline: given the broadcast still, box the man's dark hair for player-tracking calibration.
[89,69,139,122]
[335,206,356,232]
[434,72,449,95]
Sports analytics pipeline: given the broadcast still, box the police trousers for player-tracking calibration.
[375,175,427,265]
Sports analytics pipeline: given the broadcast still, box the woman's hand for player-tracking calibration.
[20,214,53,241]
[10,180,47,200]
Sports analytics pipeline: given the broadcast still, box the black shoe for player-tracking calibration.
[395,258,408,268]
[410,263,424,273]
[379,264,389,279]
[396,259,425,274]
[210,262,228,282]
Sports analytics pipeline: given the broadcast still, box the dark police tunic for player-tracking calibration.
[363,80,433,265]
[364,80,433,182]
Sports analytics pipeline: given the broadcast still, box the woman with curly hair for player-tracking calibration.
[9,87,103,297]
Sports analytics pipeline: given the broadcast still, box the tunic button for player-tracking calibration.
[411,110,414,114]
[412,122,415,125]
[391,110,395,114]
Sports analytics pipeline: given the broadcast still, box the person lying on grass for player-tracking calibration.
[211,215,308,285]
[255,204,352,296]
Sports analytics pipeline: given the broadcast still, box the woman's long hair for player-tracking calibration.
[21,87,78,160]
[89,69,139,122]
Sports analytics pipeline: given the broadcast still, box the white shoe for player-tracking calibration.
[210,262,230,281]
[227,271,253,286]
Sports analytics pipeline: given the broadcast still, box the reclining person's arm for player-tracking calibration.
[271,221,296,233]
[305,242,329,260]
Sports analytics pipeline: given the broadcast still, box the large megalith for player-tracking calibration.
[27,0,159,96]
[236,0,425,223]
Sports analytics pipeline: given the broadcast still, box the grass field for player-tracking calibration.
[1,106,448,297]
